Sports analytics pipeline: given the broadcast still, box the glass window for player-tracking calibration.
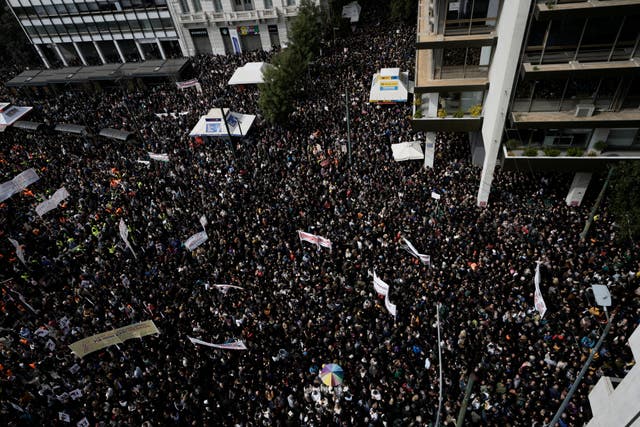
[213,0,222,11]
[179,0,190,13]
[192,0,202,12]
[286,0,295,5]
[264,0,272,8]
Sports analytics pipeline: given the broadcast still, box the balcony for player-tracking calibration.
[415,49,489,93]
[535,0,640,20]
[511,108,640,129]
[411,96,483,132]
[179,8,279,24]
[417,32,496,49]
[522,58,640,79]
[179,12,207,23]
[501,145,640,172]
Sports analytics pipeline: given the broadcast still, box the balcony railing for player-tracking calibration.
[535,0,640,19]
[179,8,280,23]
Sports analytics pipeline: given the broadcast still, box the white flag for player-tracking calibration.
[8,238,26,265]
[36,187,69,217]
[136,160,151,166]
[188,336,247,350]
[76,417,90,427]
[0,168,40,202]
[372,271,389,296]
[199,214,208,229]
[45,339,56,351]
[431,191,441,200]
[118,219,137,258]
[148,152,170,162]
[184,231,208,251]
[70,389,82,400]
[384,293,397,317]
[534,262,547,318]
[58,412,70,422]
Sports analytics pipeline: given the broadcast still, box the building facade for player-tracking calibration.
[413,0,640,207]
[168,0,321,56]
[6,0,184,68]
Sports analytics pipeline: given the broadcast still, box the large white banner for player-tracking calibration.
[188,336,247,350]
[185,231,208,251]
[8,238,26,265]
[211,284,245,292]
[384,293,397,317]
[401,237,430,265]
[0,168,40,202]
[118,219,137,258]
[534,262,547,318]
[148,152,169,162]
[69,320,159,358]
[35,187,69,217]
[229,28,242,54]
[372,271,389,296]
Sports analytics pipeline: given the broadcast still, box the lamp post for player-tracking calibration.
[548,285,612,427]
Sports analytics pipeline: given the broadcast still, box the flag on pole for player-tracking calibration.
[534,261,547,318]
[372,271,389,296]
[8,238,26,265]
[35,187,69,217]
[118,219,137,258]
[188,336,247,350]
[384,293,397,317]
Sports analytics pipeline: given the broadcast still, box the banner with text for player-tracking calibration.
[0,168,40,202]
[36,187,69,217]
[69,320,159,358]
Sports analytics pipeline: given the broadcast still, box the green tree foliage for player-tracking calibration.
[0,2,39,69]
[258,48,305,124]
[390,0,417,23]
[288,0,321,65]
[609,162,640,241]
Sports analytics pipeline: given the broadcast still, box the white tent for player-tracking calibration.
[0,102,33,132]
[342,1,361,23]
[228,62,273,85]
[369,68,409,103]
[391,141,424,162]
[189,108,255,137]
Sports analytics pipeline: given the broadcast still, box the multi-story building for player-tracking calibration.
[5,0,185,68]
[168,0,322,55]
[413,0,640,207]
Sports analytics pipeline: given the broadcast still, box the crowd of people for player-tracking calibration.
[1,5,639,427]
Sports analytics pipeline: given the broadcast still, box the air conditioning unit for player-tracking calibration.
[575,104,595,118]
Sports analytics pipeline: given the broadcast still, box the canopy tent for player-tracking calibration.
[391,141,424,161]
[369,68,409,104]
[228,62,273,85]
[342,1,362,23]
[189,108,255,138]
[0,102,33,132]
[99,128,135,141]
[55,123,89,135]
[13,121,45,131]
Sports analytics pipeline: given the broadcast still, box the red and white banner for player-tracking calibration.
[188,336,247,350]
[534,262,547,318]
[298,230,319,246]
[372,271,389,296]
[176,79,199,89]
[317,235,332,251]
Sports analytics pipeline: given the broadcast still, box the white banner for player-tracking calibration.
[176,79,199,89]
[431,191,441,200]
[8,238,26,265]
[0,168,40,202]
[211,284,245,292]
[534,262,547,318]
[148,152,169,162]
[199,214,208,229]
[229,28,242,54]
[401,237,431,265]
[35,187,69,217]
[118,219,137,258]
[185,231,208,251]
[372,271,389,296]
[384,293,397,317]
[188,336,247,350]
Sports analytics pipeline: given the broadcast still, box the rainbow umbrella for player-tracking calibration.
[320,363,344,387]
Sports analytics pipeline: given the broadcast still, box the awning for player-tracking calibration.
[189,108,255,138]
[13,121,45,131]
[5,70,43,87]
[228,62,273,85]
[369,68,409,103]
[99,128,135,141]
[55,123,88,135]
[391,141,424,161]
[120,58,189,78]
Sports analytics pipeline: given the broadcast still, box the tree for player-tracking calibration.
[288,0,321,65]
[390,0,417,24]
[258,48,306,124]
[609,162,640,241]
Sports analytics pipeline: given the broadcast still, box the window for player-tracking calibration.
[264,0,272,8]
[192,0,202,12]
[213,0,222,11]
[179,0,190,13]
[243,0,253,10]
[286,0,295,5]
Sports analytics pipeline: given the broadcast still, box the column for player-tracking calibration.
[277,20,288,47]
[93,41,107,64]
[209,26,226,55]
[477,0,532,207]
[54,44,69,67]
[135,40,146,61]
[566,173,592,207]
[73,42,88,66]
[113,40,126,62]
[259,24,272,51]
[34,44,51,69]
[424,132,436,169]
[156,39,167,59]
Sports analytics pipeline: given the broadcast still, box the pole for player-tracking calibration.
[548,312,613,427]
[456,373,477,427]
[435,303,444,427]
[580,166,614,241]
[345,86,351,166]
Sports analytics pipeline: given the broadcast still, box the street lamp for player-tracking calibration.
[548,284,613,426]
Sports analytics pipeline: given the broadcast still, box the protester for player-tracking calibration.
[0,6,638,427]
